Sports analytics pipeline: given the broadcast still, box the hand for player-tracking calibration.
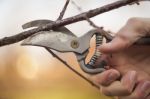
[90,17,150,99]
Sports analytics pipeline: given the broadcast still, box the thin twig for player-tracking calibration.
[57,0,70,20]
[45,48,99,89]
[71,2,105,35]
[85,16,113,41]
[71,0,82,12]
[85,16,103,30]
[71,1,112,38]
[0,0,145,47]
[53,0,99,89]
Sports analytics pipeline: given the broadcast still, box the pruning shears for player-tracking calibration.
[21,20,150,74]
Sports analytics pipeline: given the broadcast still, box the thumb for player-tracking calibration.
[98,36,130,53]
[98,18,150,54]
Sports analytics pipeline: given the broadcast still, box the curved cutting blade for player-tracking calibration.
[21,30,79,52]
[22,20,53,29]
[22,19,77,37]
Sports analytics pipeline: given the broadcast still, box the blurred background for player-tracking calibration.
[0,0,150,99]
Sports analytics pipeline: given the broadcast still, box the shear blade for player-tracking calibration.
[22,19,77,37]
[22,30,78,52]
[22,20,53,29]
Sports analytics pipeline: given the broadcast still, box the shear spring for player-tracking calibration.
[87,33,103,67]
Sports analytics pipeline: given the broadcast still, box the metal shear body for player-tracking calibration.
[21,20,150,74]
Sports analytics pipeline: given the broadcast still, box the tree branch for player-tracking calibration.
[0,0,145,47]
[57,0,70,20]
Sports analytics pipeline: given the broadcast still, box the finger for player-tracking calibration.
[119,81,150,99]
[89,69,120,86]
[121,71,137,93]
[133,81,150,99]
[101,81,127,96]
[98,36,130,54]
[99,23,139,54]
[101,71,137,96]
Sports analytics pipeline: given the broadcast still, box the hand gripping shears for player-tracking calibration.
[21,20,150,74]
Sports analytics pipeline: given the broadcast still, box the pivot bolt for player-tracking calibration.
[71,40,79,49]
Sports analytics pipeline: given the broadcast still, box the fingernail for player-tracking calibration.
[121,71,137,92]
[127,71,137,91]
[141,81,150,97]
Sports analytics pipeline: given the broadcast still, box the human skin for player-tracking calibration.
[90,17,150,99]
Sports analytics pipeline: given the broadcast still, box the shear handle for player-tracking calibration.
[135,36,150,45]
[76,32,107,74]
[78,29,150,74]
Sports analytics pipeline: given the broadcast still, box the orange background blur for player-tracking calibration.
[0,0,150,99]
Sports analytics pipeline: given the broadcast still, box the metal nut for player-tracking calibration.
[71,40,79,49]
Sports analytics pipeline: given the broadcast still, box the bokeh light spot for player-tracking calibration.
[16,54,39,79]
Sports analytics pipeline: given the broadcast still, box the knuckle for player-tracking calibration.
[101,70,120,86]
[100,80,108,86]
[90,75,103,85]
[94,78,102,85]
[127,17,138,22]
[127,17,141,25]
[134,93,145,99]
[126,17,145,33]
[101,87,113,96]
[117,97,128,99]
[124,87,133,95]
